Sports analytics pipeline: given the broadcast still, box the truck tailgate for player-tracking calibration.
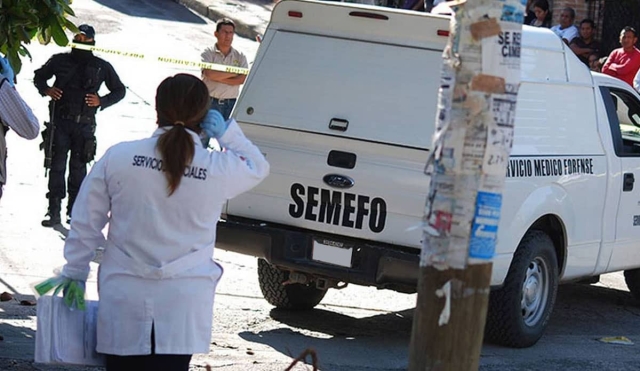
[227,124,429,249]
[234,30,443,149]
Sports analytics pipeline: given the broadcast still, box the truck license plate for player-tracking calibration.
[312,240,352,267]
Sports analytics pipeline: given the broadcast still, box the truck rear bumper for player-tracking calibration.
[216,217,420,293]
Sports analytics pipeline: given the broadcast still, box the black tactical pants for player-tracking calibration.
[47,117,95,212]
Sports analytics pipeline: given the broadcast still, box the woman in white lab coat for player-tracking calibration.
[59,73,269,370]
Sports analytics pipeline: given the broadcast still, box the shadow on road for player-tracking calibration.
[0,321,36,359]
[0,293,38,360]
[238,307,412,369]
[238,283,640,367]
[0,320,101,371]
[53,224,69,240]
[93,0,207,24]
[268,307,413,340]
[547,283,640,336]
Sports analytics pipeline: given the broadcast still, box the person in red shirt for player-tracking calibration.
[602,26,640,87]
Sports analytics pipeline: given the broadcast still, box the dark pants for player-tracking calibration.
[105,354,191,370]
[211,97,236,120]
[104,324,192,371]
[47,117,95,213]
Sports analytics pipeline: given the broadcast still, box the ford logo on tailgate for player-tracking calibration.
[323,174,354,189]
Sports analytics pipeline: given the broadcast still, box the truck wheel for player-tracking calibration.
[257,259,328,310]
[623,269,640,300]
[485,230,559,348]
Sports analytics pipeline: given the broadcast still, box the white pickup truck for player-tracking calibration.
[215,0,640,348]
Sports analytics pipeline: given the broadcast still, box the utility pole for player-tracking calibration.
[409,1,524,370]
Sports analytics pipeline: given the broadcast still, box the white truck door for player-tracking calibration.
[601,86,640,271]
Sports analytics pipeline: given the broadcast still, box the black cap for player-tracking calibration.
[78,24,96,39]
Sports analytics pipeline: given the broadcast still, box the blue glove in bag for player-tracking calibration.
[0,57,15,87]
[200,109,228,140]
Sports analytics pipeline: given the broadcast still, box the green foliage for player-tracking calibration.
[0,0,77,74]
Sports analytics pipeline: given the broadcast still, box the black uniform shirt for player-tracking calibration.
[33,50,125,117]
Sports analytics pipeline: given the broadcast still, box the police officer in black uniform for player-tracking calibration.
[34,24,125,227]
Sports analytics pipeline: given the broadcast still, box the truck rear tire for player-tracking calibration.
[624,268,640,300]
[257,259,328,310]
[485,230,559,348]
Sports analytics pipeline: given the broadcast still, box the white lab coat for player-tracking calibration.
[60,120,269,356]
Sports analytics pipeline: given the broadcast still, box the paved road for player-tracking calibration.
[0,0,640,370]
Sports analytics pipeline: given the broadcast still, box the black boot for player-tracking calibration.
[66,195,76,224]
[42,198,62,227]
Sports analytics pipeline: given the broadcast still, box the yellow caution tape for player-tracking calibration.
[68,43,250,75]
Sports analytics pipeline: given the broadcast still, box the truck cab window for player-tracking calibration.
[604,88,640,156]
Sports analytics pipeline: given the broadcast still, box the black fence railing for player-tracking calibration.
[589,0,640,56]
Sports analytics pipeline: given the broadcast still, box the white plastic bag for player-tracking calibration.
[35,295,104,366]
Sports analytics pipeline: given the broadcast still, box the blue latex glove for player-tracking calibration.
[0,57,15,87]
[34,276,86,311]
[200,109,228,140]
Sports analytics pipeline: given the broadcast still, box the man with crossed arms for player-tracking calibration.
[200,18,248,147]
[201,18,248,118]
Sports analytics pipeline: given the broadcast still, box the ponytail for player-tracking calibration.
[154,74,210,196]
[156,126,195,196]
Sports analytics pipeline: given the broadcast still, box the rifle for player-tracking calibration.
[40,100,56,177]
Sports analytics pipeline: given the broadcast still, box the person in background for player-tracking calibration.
[550,7,579,45]
[402,0,424,11]
[529,0,552,28]
[524,0,536,25]
[570,19,601,68]
[602,26,640,87]
[0,56,39,345]
[201,18,248,147]
[589,55,604,73]
[0,57,40,201]
[429,0,452,14]
[55,73,269,370]
[34,24,125,226]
